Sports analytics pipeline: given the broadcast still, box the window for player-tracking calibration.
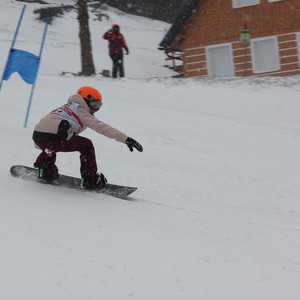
[268,0,282,2]
[232,0,260,8]
[297,33,300,66]
[251,37,280,73]
[206,43,234,77]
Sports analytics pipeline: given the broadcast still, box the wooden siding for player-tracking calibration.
[174,0,300,77]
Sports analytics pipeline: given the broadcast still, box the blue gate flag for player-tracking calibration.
[3,48,40,84]
[0,4,49,128]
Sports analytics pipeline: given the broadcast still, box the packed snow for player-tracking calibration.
[1,1,300,299]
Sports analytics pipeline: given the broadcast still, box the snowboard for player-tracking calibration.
[10,165,137,199]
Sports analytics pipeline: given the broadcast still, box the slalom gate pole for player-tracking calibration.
[0,5,26,93]
[23,18,49,128]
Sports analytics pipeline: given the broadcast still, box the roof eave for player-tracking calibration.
[158,0,201,51]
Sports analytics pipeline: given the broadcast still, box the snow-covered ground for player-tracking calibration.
[1,1,300,299]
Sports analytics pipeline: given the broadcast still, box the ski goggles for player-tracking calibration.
[86,96,102,111]
[89,99,102,111]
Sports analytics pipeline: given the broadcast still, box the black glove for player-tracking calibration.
[126,137,143,152]
[125,46,129,55]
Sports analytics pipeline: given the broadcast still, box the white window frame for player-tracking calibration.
[206,43,234,77]
[251,36,280,73]
[232,0,260,8]
[297,33,300,67]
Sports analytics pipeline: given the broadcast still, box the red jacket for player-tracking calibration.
[103,31,128,56]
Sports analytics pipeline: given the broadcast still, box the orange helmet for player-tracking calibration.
[77,86,102,102]
[77,86,102,112]
[112,24,119,29]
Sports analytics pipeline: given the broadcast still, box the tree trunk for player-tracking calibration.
[77,0,95,76]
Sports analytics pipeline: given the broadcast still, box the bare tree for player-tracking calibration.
[77,0,95,76]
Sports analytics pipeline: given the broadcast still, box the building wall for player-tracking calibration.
[178,0,300,77]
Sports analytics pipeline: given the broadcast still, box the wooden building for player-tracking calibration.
[159,0,300,77]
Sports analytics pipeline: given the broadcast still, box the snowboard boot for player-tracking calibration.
[81,173,107,190]
[37,165,59,183]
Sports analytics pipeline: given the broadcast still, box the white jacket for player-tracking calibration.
[34,94,128,143]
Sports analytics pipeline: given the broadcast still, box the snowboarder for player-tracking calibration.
[32,86,143,189]
[103,24,129,78]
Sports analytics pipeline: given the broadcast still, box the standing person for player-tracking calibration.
[103,24,129,78]
[32,86,143,189]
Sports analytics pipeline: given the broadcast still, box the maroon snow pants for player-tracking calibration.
[33,135,98,184]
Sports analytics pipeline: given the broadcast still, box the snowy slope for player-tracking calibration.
[1,1,300,300]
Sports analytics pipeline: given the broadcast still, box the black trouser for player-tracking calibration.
[110,54,124,78]
[33,132,98,185]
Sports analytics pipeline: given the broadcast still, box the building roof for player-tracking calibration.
[158,0,200,51]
